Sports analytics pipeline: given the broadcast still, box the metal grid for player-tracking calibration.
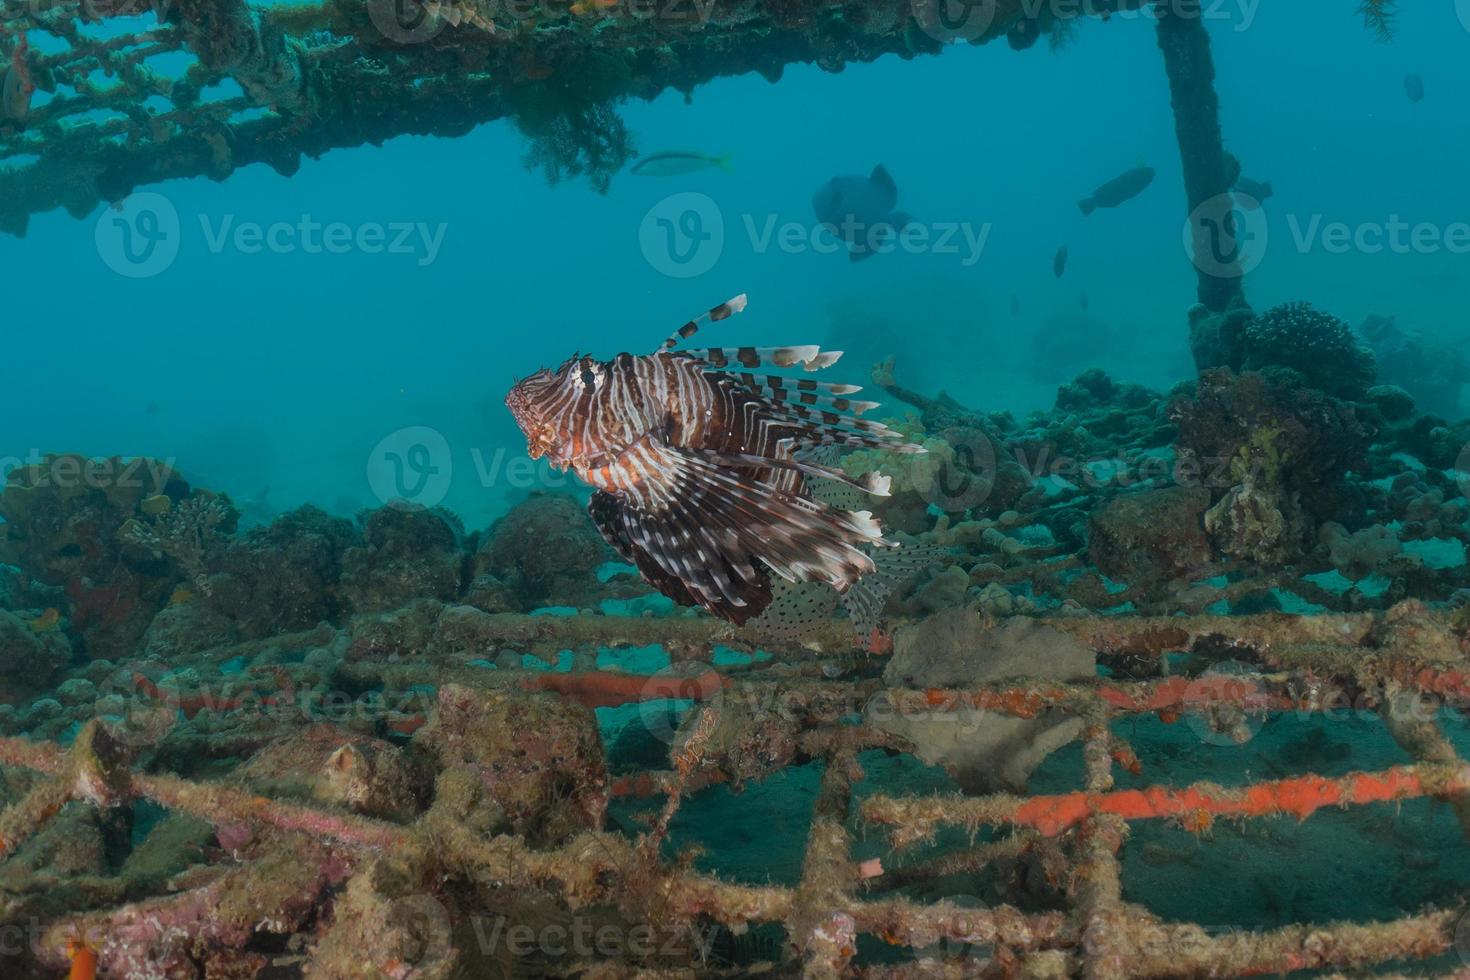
[1,603,1468,976]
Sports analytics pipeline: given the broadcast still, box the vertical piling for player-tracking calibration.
[1156,0,1246,313]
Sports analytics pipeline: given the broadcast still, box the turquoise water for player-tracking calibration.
[3,4,1467,521]
[4,2,1470,976]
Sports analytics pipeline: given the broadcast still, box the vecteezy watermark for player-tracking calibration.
[640,191,725,278]
[638,193,990,277]
[364,429,590,508]
[95,192,182,279]
[1456,443,1470,501]
[914,895,989,969]
[1184,193,1269,279]
[366,0,719,42]
[1182,660,1271,747]
[1285,214,1470,257]
[367,0,449,43]
[197,215,447,266]
[747,214,991,266]
[911,425,998,513]
[95,192,449,278]
[367,427,455,510]
[0,452,178,492]
[909,0,1263,44]
[468,913,719,961]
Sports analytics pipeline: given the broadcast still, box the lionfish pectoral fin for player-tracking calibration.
[588,445,890,625]
[589,489,766,623]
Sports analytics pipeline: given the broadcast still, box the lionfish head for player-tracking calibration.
[505,355,605,461]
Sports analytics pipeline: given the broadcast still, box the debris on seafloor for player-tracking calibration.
[4,286,1470,973]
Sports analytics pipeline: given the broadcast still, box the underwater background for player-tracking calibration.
[3,0,1470,976]
[3,3,1468,522]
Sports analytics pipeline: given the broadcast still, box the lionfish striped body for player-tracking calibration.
[505,295,922,624]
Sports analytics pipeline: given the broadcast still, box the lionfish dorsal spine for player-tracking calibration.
[657,293,749,352]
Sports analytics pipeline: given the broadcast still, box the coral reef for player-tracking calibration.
[474,492,614,610]
[1171,368,1370,563]
[2,313,1469,974]
[1237,302,1377,398]
[1359,313,1468,419]
[339,506,467,613]
[0,455,232,664]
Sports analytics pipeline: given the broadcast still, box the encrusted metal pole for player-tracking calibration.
[1155,0,1247,313]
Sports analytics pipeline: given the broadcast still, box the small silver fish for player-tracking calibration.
[630,151,734,177]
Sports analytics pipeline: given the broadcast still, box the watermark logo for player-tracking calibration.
[1183,660,1270,747]
[914,894,988,970]
[910,0,998,43]
[95,192,181,279]
[367,426,454,509]
[386,894,454,965]
[1184,193,1268,279]
[640,192,724,278]
[638,666,726,745]
[911,425,998,513]
[1456,443,1470,501]
[94,664,178,749]
[367,0,448,43]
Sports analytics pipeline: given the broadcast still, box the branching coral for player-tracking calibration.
[1357,0,1398,41]
[509,52,638,194]
[120,492,237,597]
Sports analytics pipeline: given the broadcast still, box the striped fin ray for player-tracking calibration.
[736,395,923,455]
[700,449,894,500]
[735,375,880,415]
[690,345,844,372]
[657,294,749,352]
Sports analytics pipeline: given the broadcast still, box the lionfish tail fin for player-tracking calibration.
[657,294,749,352]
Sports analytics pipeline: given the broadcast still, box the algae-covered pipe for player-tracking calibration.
[1155,0,1246,312]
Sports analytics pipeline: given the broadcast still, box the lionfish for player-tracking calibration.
[505,294,927,629]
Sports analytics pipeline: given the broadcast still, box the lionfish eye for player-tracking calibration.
[574,358,602,392]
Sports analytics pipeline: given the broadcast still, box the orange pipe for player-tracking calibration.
[1008,765,1464,836]
[523,669,729,709]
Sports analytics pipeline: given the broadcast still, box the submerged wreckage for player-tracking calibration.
[5,0,1464,977]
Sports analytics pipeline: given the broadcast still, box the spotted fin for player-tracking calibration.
[752,543,950,646]
[839,544,950,643]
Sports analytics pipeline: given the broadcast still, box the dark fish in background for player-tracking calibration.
[505,294,925,626]
[1010,293,1021,315]
[1404,73,1424,103]
[1233,176,1274,208]
[1053,245,1068,278]
[812,165,914,262]
[630,150,734,176]
[1079,293,1089,312]
[1079,166,1155,217]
